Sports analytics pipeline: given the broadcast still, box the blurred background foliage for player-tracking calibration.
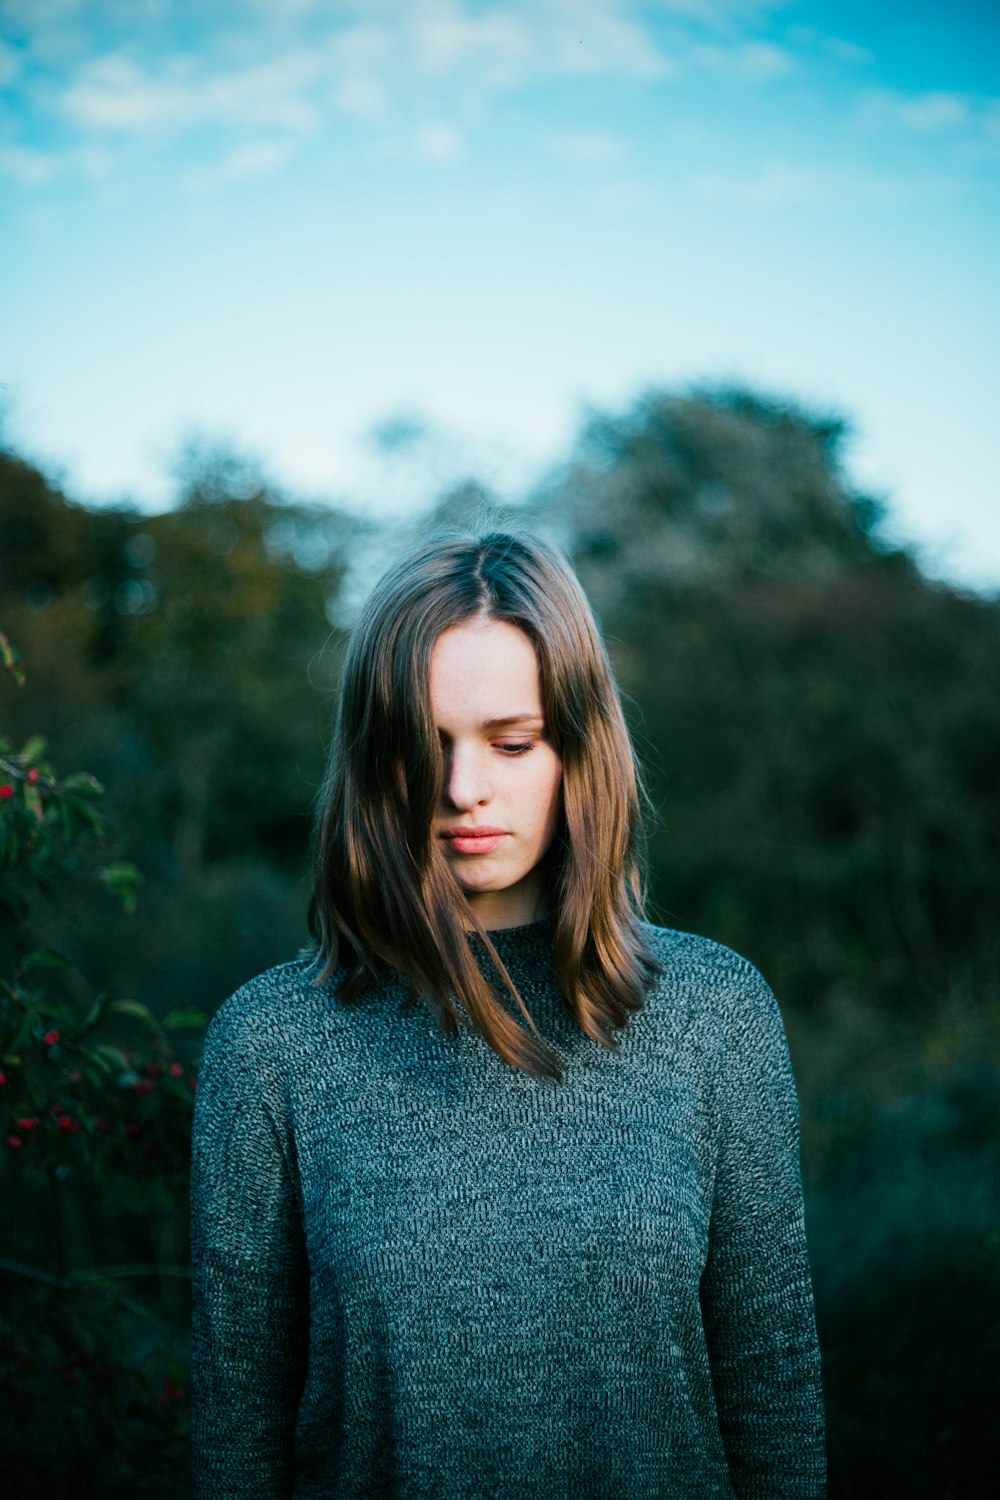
[1,388,997,1497]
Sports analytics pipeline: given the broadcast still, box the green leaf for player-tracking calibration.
[79,1052,112,1083]
[19,947,72,974]
[98,862,142,912]
[10,1011,36,1053]
[110,999,159,1029]
[163,1008,207,1030]
[62,796,104,831]
[18,735,47,766]
[59,772,104,797]
[74,991,110,1039]
[93,1042,131,1073]
[0,631,26,687]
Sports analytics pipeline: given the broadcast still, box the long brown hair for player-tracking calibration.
[310,529,657,1079]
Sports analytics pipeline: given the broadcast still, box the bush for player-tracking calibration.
[1,632,200,1498]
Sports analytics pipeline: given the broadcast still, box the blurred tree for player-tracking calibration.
[531,388,1000,1017]
[0,443,360,1016]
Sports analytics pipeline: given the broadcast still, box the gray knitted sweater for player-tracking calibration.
[190,921,825,1499]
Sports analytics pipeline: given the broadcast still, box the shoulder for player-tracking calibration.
[641,922,771,994]
[201,955,337,1064]
[641,926,799,1133]
[639,922,786,1048]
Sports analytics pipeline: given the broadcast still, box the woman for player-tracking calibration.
[190,530,826,1499]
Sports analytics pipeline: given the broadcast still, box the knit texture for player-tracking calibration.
[190,921,826,1499]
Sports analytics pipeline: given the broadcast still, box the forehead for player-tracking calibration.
[429,618,542,723]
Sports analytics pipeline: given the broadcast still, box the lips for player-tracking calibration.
[439,826,508,855]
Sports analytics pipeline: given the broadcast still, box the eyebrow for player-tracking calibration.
[481,714,545,730]
[436,714,547,742]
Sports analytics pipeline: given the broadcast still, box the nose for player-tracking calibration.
[442,742,491,811]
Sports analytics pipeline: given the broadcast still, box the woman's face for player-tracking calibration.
[429,616,563,931]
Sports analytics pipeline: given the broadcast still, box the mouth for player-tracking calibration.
[439,826,508,855]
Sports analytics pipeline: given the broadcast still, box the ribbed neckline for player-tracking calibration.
[467,917,559,1000]
[472,914,555,950]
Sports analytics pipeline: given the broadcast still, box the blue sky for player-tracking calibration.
[1,0,997,588]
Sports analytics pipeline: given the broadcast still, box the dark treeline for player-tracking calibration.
[1,390,998,1497]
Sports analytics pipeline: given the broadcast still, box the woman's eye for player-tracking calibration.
[496,741,533,756]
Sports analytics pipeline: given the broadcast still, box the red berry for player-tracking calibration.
[16,1117,39,1130]
[26,768,40,784]
[169,1062,184,1077]
[6,1135,23,1148]
[156,1378,182,1407]
[0,784,12,799]
[42,1029,60,1046]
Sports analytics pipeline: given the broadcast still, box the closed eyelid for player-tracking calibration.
[436,719,545,742]
[482,715,545,731]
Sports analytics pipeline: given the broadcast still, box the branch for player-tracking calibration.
[0,1257,192,1289]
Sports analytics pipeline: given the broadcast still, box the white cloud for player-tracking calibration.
[414,120,463,162]
[694,158,814,205]
[0,143,59,184]
[61,49,324,135]
[1,0,838,192]
[544,1,672,80]
[0,139,112,183]
[405,0,533,82]
[642,0,787,25]
[0,38,23,86]
[183,138,295,190]
[785,25,872,67]
[692,158,938,211]
[895,90,972,132]
[61,54,187,131]
[327,24,393,121]
[692,39,795,80]
[35,2,673,163]
[859,88,1000,159]
[357,0,672,89]
[0,1,683,202]
[823,37,871,67]
[550,128,627,163]
[225,140,293,177]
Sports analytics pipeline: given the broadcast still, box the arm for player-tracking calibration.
[700,956,826,1499]
[190,992,309,1500]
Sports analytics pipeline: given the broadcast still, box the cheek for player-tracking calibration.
[530,756,563,839]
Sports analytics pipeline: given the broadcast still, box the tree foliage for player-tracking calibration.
[1,635,198,1495]
[532,388,1000,1016]
[0,447,359,1013]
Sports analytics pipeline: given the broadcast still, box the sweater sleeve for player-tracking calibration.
[700,956,827,1500]
[190,989,309,1500]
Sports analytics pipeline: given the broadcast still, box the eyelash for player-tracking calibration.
[496,742,533,756]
